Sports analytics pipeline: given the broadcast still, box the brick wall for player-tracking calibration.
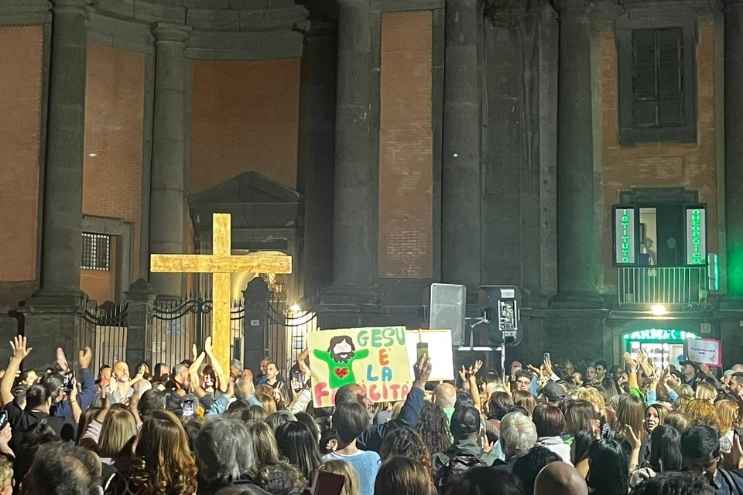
[598,20,719,288]
[82,42,145,290]
[0,26,44,287]
[378,11,434,278]
[80,238,117,303]
[191,59,301,193]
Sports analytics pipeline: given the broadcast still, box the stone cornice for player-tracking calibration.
[152,21,192,42]
[0,0,51,24]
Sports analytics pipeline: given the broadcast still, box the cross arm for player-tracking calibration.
[150,254,292,274]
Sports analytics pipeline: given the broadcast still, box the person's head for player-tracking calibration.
[374,456,435,495]
[695,382,717,402]
[113,361,130,383]
[200,365,216,391]
[334,383,367,408]
[679,399,719,429]
[244,405,267,424]
[135,410,197,494]
[153,363,170,380]
[729,372,743,395]
[252,461,307,495]
[645,403,668,433]
[564,400,598,437]
[533,404,566,438]
[246,421,281,468]
[513,446,561,495]
[585,366,596,383]
[514,370,532,392]
[415,401,452,456]
[683,363,697,380]
[259,358,270,375]
[648,425,682,473]
[571,430,593,466]
[98,365,112,383]
[319,460,360,495]
[266,410,297,433]
[512,390,537,416]
[332,401,370,446]
[573,387,605,416]
[24,441,101,495]
[380,424,432,476]
[433,383,456,410]
[534,462,588,495]
[194,417,254,488]
[594,361,607,381]
[563,360,576,376]
[616,394,646,441]
[137,389,167,419]
[98,407,137,459]
[254,388,278,415]
[229,359,242,380]
[500,411,538,460]
[452,466,522,495]
[715,399,739,434]
[628,471,714,495]
[18,369,39,388]
[681,425,720,476]
[587,439,629,495]
[487,391,514,421]
[664,412,690,434]
[276,421,322,482]
[450,405,481,441]
[234,377,254,402]
[266,361,279,380]
[174,362,189,383]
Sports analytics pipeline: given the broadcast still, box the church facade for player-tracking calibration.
[1,0,742,368]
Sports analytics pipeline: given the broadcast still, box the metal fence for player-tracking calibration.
[75,298,128,371]
[617,266,707,305]
[266,294,318,375]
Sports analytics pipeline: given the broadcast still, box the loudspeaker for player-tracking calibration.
[430,283,466,346]
[479,285,520,345]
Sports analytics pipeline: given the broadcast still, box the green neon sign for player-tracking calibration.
[686,208,706,266]
[622,329,699,342]
[615,208,636,265]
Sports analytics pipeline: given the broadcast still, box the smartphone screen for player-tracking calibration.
[182,399,195,417]
[313,471,346,495]
[416,342,429,362]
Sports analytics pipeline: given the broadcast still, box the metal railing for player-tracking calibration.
[617,266,707,306]
[75,297,128,371]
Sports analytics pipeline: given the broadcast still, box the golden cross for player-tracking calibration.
[150,213,292,372]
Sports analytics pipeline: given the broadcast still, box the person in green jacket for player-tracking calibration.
[314,335,370,389]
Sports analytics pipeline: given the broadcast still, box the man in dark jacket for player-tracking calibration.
[433,405,489,493]
[682,425,743,495]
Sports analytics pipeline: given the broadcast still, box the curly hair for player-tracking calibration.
[679,399,719,429]
[415,402,452,456]
[380,424,433,477]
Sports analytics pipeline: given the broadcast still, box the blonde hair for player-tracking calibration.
[0,456,12,490]
[319,460,361,495]
[574,387,606,414]
[113,361,129,380]
[716,399,740,435]
[695,382,717,402]
[680,399,719,429]
[98,407,138,458]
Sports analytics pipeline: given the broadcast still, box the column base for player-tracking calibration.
[21,291,81,369]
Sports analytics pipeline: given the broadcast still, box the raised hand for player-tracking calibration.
[9,336,32,362]
[192,344,199,362]
[204,337,214,356]
[78,347,92,369]
[413,353,432,386]
[723,433,743,470]
[623,424,641,451]
[472,360,484,375]
[56,347,70,372]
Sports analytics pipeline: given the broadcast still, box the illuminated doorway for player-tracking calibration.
[623,328,699,369]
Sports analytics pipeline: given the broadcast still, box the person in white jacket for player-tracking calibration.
[533,403,573,465]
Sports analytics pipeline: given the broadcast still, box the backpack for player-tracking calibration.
[434,452,487,494]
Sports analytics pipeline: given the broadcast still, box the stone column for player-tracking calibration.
[442,0,482,292]
[726,2,743,298]
[298,19,336,300]
[124,279,155,369]
[332,0,374,287]
[149,23,191,297]
[555,0,599,302]
[38,0,88,297]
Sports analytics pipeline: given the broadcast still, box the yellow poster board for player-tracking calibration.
[308,326,412,408]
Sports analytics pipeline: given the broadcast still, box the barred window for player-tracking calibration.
[81,232,111,271]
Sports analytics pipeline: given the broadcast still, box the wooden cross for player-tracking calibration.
[150,213,292,372]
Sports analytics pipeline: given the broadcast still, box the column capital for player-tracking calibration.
[152,22,191,44]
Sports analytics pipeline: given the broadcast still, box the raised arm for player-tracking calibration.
[189,346,208,398]
[0,336,32,406]
[204,337,229,393]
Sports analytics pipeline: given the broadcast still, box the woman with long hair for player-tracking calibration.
[415,402,452,457]
[246,421,281,471]
[587,439,629,495]
[111,410,198,495]
[318,460,360,495]
[374,456,436,495]
[564,400,599,439]
[645,403,668,435]
[275,421,322,482]
[380,425,433,478]
[716,399,739,454]
[98,407,138,461]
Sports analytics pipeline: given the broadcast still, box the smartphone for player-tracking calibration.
[544,352,550,363]
[313,471,346,495]
[0,410,8,430]
[182,398,195,418]
[416,342,429,362]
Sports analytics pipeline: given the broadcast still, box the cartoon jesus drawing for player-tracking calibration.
[313,335,370,389]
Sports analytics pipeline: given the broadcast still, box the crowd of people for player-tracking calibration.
[0,333,742,495]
